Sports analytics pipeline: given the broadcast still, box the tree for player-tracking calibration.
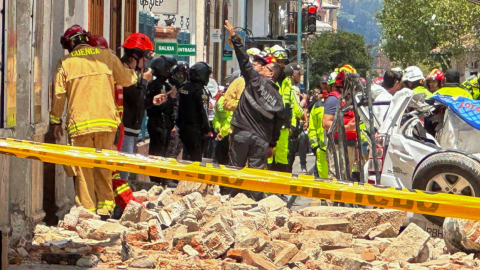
[307,30,374,87]
[377,0,480,67]
[337,0,383,45]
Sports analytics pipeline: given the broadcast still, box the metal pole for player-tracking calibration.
[244,0,248,30]
[366,71,380,183]
[297,0,302,64]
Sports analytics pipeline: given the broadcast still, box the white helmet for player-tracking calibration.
[402,66,424,82]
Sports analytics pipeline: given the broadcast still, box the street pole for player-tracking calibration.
[297,0,302,64]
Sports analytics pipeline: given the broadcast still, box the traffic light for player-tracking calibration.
[307,5,317,33]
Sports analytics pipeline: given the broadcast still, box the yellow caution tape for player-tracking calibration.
[1,137,480,220]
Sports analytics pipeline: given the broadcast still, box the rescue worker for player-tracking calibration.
[425,69,444,93]
[146,56,178,166]
[402,66,431,98]
[177,62,212,162]
[212,87,232,165]
[51,25,138,217]
[308,88,330,178]
[462,74,480,100]
[322,67,357,178]
[269,64,304,173]
[119,34,159,181]
[223,54,268,112]
[434,69,473,99]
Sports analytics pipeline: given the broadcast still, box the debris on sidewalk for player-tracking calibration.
[9,185,480,269]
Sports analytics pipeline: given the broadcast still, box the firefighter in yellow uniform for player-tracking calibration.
[269,64,304,172]
[50,25,143,217]
[434,69,473,99]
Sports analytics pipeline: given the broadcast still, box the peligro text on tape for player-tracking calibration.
[0,137,479,220]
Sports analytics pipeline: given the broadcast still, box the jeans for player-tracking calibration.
[119,135,137,180]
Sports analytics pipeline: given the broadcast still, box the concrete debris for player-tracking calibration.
[444,217,480,254]
[76,254,100,267]
[128,255,155,268]
[17,188,480,269]
[382,223,431,263]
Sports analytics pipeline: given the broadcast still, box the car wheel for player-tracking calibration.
[412,152,480,226]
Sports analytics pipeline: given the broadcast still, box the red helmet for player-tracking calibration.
[374,77,384,85]
[359,77,366,85]
[426,69,444,82]
[89,35,109,49]
[335,71,345,85]
[60,24,90,49]
[122,33,154,51]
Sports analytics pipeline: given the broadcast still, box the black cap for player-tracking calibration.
[285,63,304,76]
[253,55,268,66]
[320,75,329,83]
[444,69,461,83]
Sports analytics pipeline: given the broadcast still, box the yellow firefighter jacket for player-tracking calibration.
[50,44,137,137]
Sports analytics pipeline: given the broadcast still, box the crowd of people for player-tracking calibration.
[50,22,480,218]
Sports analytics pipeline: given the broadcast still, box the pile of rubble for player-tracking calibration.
[8,182,480,270]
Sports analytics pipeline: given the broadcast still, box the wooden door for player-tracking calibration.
[89,0,104,36]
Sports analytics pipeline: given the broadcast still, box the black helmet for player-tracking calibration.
[189,62,212,86]
[173,61,189,74]
[150,56,177,78]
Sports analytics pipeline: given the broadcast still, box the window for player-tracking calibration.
[124,0,137,39]
[89,0,104,36]
[110,0,122,56]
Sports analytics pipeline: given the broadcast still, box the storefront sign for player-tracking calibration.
[155,42,178,55]
[211,29,222,43]
[177,44,196,56]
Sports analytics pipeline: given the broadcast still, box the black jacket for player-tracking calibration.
[146,78,176,132]
[229,35,286,147]
[122,78,151,136]
[176,82,210,134]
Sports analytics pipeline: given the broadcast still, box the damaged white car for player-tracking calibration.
[361,91,480,227]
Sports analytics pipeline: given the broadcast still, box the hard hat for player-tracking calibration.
[391,67,403,74]
[60,24,90,49]
[426,69,444,84]
[402,66,424,82]
[374,77,384,85]
[264,56,277,64]
[246,48,261,56]
[270,45,287,59]
[122,33,154,52]
[89,35,109,49]
[328,72,338,84]
[339,64,357,74]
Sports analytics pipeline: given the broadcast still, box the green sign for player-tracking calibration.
[155,42,177,55]
[178,44,196,56]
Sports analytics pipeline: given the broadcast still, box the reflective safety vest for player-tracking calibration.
[434,84,473,99]
[412,86,433,99]
[212,95,233,137]
[308,99,327,151]
[112,173,141,210]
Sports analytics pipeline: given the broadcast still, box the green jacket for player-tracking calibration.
[280,78,303,127]
[212,95,233,137]
[434,84,473,99]
[308,99,327,151]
